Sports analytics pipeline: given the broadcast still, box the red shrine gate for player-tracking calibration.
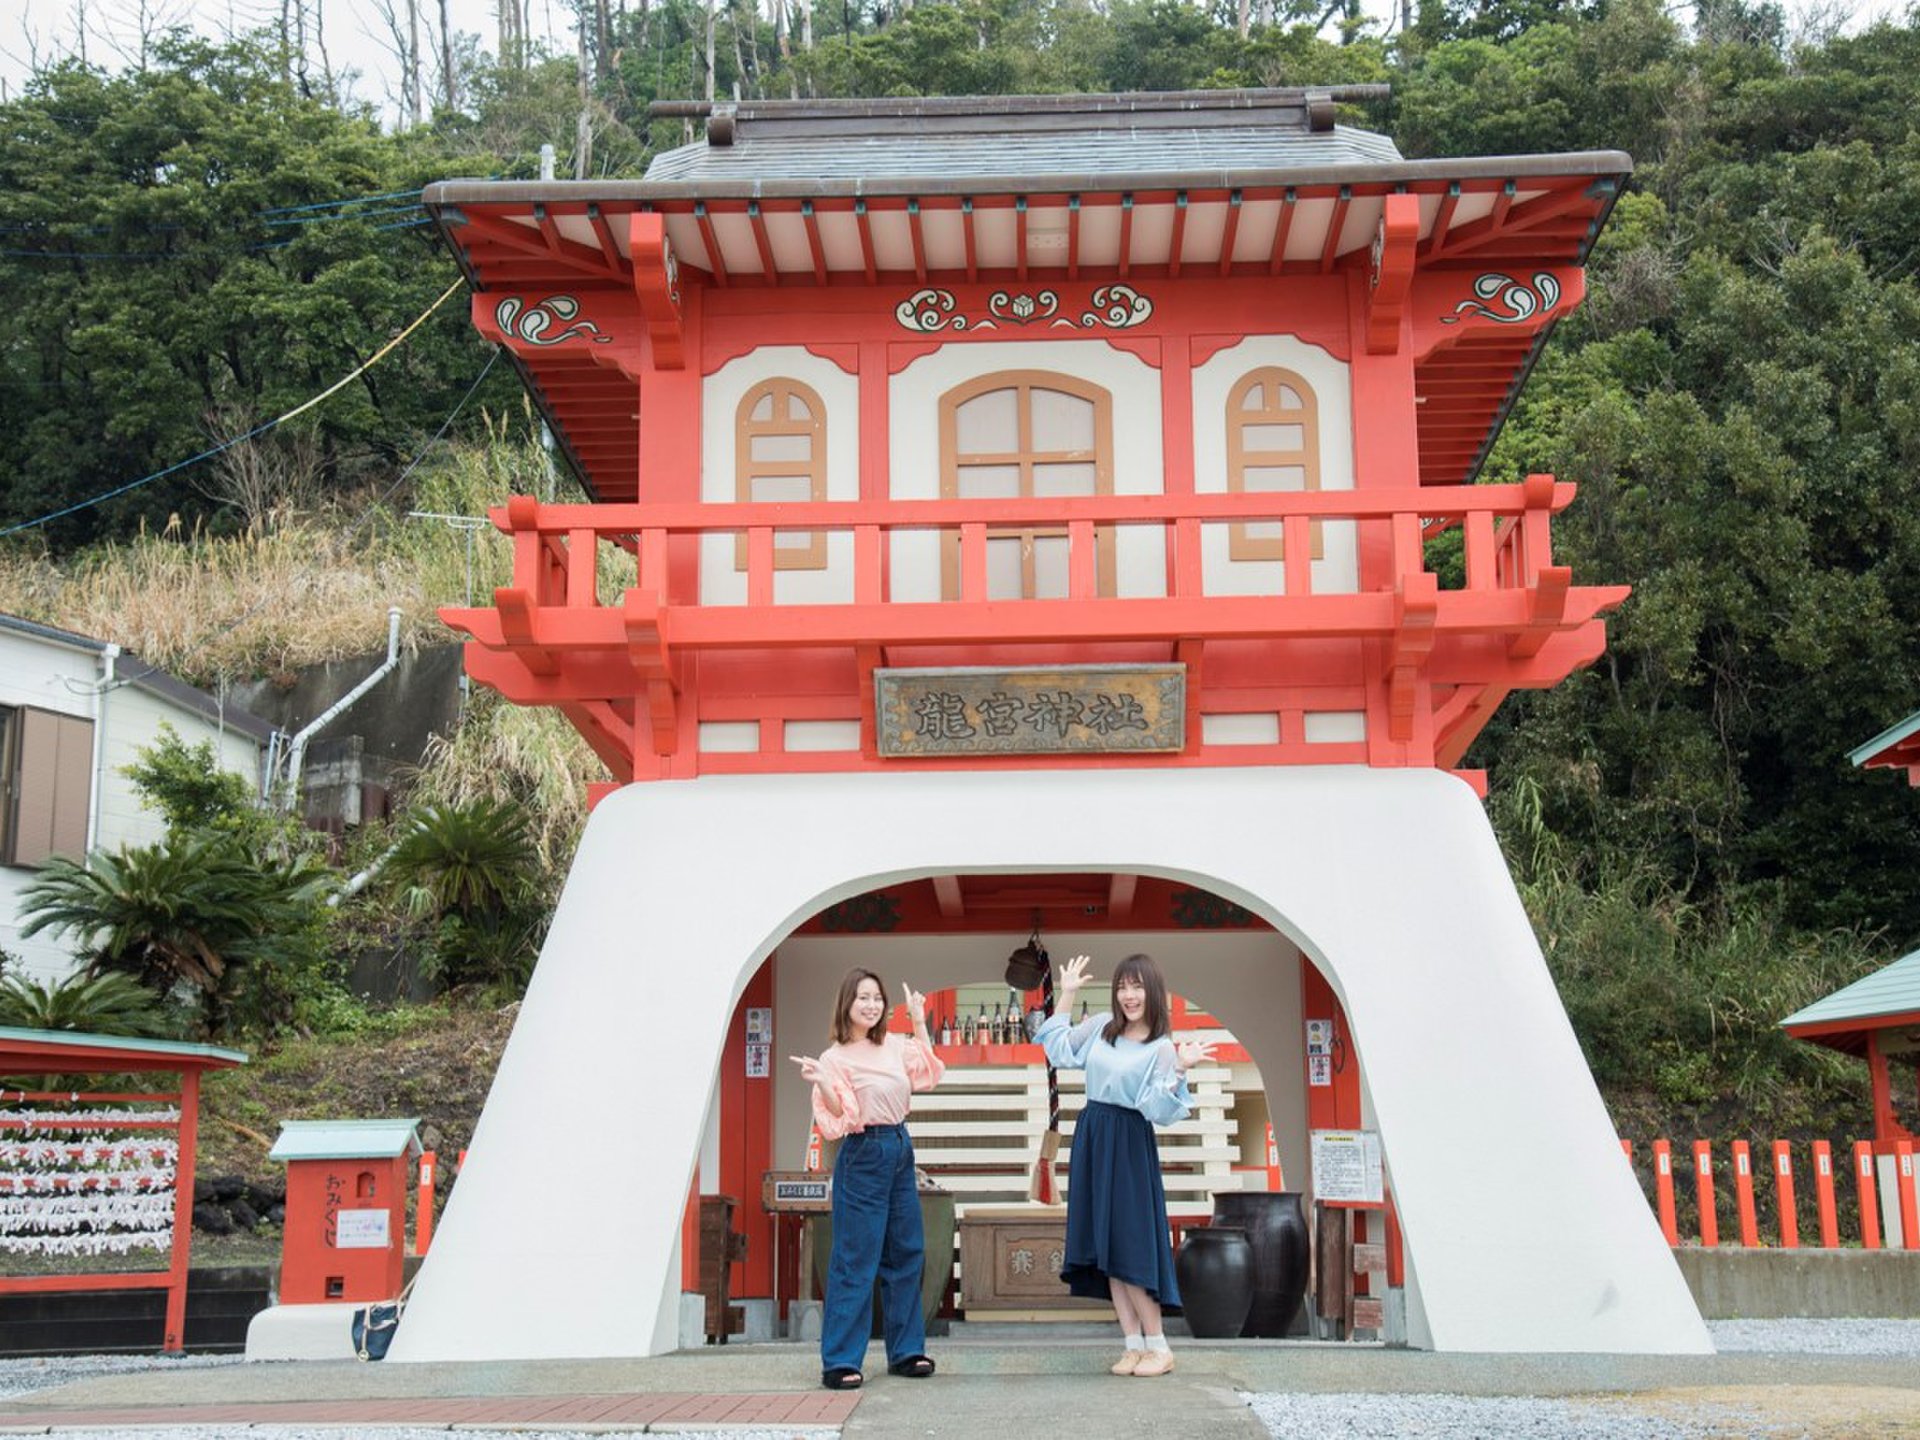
[390,88,1710,1360]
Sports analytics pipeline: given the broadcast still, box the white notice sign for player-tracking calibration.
[1310,1129,1383,1205]
[1308,1054,1332,1088]
[746,1007,773,1045]
[746,1042,771,1078]
[335,1208,390,1249]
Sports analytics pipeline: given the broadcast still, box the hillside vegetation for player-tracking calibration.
[2,0,1917,1153]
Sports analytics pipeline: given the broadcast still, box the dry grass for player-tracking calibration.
[0,435,589,689]
[406,693,606,876]
[0,435,627,863]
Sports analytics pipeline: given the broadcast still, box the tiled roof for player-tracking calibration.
[642,87,1402,186]
[1781,948,1920,1030]
[645,123,1403,184]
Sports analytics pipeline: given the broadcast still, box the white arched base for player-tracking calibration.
[387,767,1710,1361]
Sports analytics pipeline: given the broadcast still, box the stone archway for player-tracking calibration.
[389,766,1710,1361]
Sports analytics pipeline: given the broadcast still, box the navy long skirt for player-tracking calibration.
[1061,1099,1181,1307]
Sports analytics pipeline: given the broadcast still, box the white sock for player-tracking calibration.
[1144,1333,1170,1353]
[1123,1333,1145,1352]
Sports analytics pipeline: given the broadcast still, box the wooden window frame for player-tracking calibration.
[0,704,93,868]
[735,377,828,572]
[1227,367,1322,563]
[0,706,17,865]
[937,370,1116,600]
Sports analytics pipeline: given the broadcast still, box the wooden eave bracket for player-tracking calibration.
[629,212,686,370]
[623,586,680,755]
[1388,571,1439,742]
[493,586,561,677]
[1508,565,1572,659]
[1365,194,1420,355]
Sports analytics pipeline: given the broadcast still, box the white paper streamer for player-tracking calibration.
[0,1108,180,1130]
[0,1106,183,1257]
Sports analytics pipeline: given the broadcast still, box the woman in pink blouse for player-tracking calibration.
[791,970,944,1390]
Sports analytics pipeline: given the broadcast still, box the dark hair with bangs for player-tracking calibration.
[1101,953,1171,1044]
[831,969,890,1046]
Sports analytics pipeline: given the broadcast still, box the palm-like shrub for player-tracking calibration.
[19,834,331,1036]
[0,970,179,1038]
[381,798,543,991]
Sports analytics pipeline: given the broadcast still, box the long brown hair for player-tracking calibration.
[1102,953,1171,1044]
[831,969,890,1047]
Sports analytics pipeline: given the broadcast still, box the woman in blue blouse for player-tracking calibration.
[1037,952,1215,1378]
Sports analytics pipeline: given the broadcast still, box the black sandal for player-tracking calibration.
[822,1367,864,1390]
[888,1355,936,1378]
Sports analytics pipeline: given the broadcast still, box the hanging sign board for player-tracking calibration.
[876,665,1186,757]
[1310,1129,1383,1206]
[762,1171,832,1213]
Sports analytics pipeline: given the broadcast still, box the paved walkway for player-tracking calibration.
[3,1337,1919,1437]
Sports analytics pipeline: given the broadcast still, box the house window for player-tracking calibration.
[0,705,94,867]
[1227,368,1321,562]
[938,371,1115,599]
[735,378,828,571]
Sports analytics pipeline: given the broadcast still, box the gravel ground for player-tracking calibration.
[1706,1317,1920,1356]
[1247,1391,1786,1439]
[1244,1321,1920,1440]
[6,1321,1920,1439]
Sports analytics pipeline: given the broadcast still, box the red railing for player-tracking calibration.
[1625,1136,1919,1250]
[455,475,1595,654]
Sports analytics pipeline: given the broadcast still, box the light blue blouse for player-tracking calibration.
[1036,1011,1192,1128]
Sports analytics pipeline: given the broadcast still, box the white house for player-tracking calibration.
[0,612,276,982]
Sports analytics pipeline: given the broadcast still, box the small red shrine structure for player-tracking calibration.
[1851,709,1920,787]
[0,1026,245,1353]
[1781,950,1920,1245]
[398,88,1709,1361]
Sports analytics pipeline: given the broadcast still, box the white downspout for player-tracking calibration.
[86,643,118,855]
[282,607,403,811]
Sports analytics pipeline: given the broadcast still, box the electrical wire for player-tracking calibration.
[58,346,503,701]
[0,278,466,539]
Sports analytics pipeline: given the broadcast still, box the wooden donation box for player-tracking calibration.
[958,1206,1111,1320]
[269,1117,420,1305]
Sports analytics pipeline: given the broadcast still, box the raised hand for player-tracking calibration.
[1174,1038,1216,1072]
[901,983,928,1027]
[790,1054,825,1085]
[1057,954,1093,999]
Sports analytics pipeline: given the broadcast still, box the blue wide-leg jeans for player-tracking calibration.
[821,1123,925,1375]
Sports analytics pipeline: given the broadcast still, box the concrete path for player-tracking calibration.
[4,1339,1919,1436]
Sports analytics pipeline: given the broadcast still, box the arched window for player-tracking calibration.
[1227,368,1321,562]
[735,378,827,571]
[938,371,1114,599]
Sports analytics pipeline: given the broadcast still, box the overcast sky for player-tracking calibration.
[2,0,573,116]
[3,0,1912,124]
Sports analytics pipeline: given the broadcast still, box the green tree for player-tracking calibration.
[0,38,509,543]
[381,798,544,992]
[17,836,331,1036]
[0,970,181,1038]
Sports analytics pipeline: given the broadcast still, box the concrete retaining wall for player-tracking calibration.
[1673,1247,1920,1318]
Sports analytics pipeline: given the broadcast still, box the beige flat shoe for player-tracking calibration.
[1131,1349,1175,1377]
[1109,1350,1142,1376]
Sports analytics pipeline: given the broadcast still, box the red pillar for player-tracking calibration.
[163,1068,201,1354]
[1651,1139,1678,1245]
[719,956,777,1298]
[1731,1141,1759,1247]
[415,1151,437,1256]
[1896,1139,1919,1251]
[1854,1141,1882,1250]
[1811,1140,1839,1248]
[1692,1141,1719,1247]
[1771,1142,1798,1249]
